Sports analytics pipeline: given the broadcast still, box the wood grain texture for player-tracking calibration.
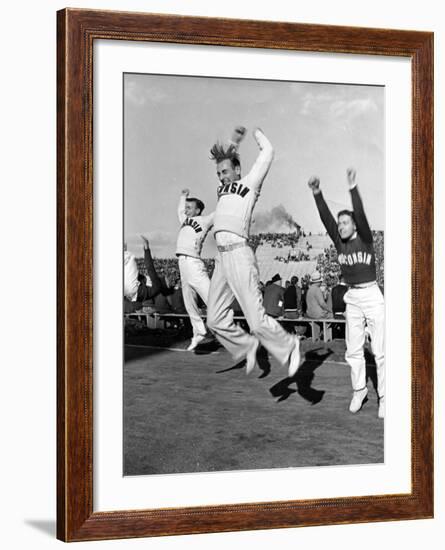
[57,8,434,542]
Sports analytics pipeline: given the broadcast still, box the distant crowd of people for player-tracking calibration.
[248,231,311,251]
[274,251,311,263]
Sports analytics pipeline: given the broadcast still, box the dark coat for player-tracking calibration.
[263,283,285,318]
[284,284,302,310]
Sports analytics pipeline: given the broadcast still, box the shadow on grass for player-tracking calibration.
[194,338,221,355]
[215,343,273,375]
[124,327,191,363]
[269,348,333,404]
[215,358,246,374]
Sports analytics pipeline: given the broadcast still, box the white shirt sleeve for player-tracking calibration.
[246,129,274,190]
[123,251,140,301]
[177,195,187,224]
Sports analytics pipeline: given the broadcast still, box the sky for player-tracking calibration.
[124,73,384,258]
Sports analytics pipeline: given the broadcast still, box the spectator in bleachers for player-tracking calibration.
[306,271,332,318]
[263,273,285,318]
[144,276,174,314]
[331,276,348,318]
[284,275,302,319]
[306,271,332,340]
[168,280,187,314]
[321,284,333,313]
[300,280,308,316]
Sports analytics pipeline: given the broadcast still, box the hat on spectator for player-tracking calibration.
[310,270,323,284]
[271,273,282,283]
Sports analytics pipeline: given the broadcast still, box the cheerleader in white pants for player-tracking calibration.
[309,169,385,418]
[176,189,214,351]
[206,127,301,377]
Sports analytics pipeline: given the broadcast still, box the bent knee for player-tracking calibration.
[206,312,218,332]
[345,349,364,361]
[206,307,227,333]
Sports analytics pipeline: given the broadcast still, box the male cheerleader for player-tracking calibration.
[124,235,163,314]
[308,169,385,418]
[207,126,300,376]
[176,189,214,351]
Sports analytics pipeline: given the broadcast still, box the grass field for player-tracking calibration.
[123,330,384,476]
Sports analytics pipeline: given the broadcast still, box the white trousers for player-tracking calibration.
[344,284,385,397]
[178,256,210,338]
[207,246,295,364]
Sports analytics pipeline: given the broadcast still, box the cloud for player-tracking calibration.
[124,78,168,106]
[296,89,338,116]
[330,98,378,120]
[295,85,381,124]
[252,204,302,234]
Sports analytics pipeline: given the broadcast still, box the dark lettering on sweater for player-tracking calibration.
[314,187,377,285]
[217,181,250,198]
[338,251,373,266]
[181,218,203,233]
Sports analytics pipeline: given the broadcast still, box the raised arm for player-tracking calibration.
[247,128,275,188]
[347,169,373,243]
[177,188,189,224]
[140,235,162,299]
[308,176,340,245]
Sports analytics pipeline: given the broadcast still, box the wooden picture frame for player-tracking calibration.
[57,8,434,542]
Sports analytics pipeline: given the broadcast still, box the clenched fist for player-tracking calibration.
[308,176,321,193]
[229,126,247,146]
[181,188,190,196]
[346,168,357,187]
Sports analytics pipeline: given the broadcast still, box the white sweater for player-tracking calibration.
[176,196,214,258]
[213,129,274,239]
[124,251,140,301]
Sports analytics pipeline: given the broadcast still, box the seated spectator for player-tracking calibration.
[306,271,332,340]
[263,273,285,318]
[284,275,302,316]
[331,276,348,318]
[149,276,175,313]
[306,271,332,318]
[168,280,187,314]
[320,284,333,313]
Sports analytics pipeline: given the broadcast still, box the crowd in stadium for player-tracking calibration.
[248,231,313,251]
[274,251,311,262]
[128,230,383,331]
[135,231,382,288]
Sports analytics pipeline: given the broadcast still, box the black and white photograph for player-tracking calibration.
[123,72,385,476]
